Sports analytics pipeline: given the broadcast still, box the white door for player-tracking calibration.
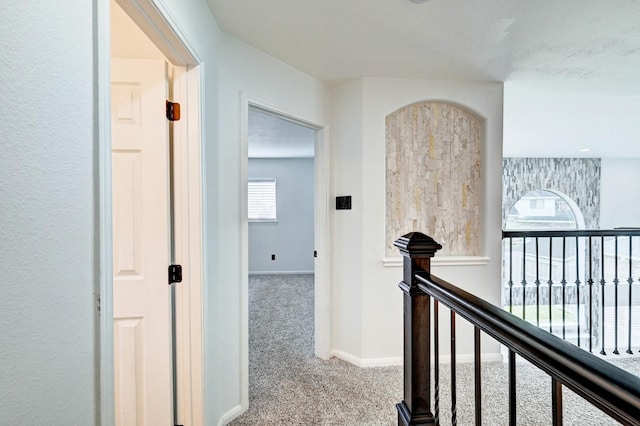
[111,58,172,426]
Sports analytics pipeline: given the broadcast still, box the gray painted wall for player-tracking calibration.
[0,1,97,423]
[248,158,315,273]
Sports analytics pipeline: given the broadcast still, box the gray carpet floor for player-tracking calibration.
[229,274,639,425]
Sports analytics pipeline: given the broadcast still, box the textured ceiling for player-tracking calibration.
[248,107,316,158]
[210,0,640,158]
[208,0,640,94]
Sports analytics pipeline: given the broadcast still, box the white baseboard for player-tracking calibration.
[248,270,314,275]
[331,350,403,367]
[218,404,243,426]
[331,349,503,367]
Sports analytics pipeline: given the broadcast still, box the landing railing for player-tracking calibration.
[395,232,640,426]
[502,229,640,354]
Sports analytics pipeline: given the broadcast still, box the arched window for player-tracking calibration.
[503,189,586,326]
[505,189,585,231]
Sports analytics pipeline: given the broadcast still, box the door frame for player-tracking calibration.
[97,1,205,424]
[240,95,331,410]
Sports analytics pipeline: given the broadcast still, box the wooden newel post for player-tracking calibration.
[394,232,442,425]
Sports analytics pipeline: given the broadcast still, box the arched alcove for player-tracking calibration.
[385,101,482,256]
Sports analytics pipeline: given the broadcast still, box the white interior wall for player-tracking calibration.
[331,80,365,360]
[219,32,331,420]
[504,82,640,158]
[332,78,504,363]
[601,158,640,229]
[0,1,96,423]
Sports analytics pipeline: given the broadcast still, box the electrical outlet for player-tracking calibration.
[271,254,276,261]
[336,196,352,210]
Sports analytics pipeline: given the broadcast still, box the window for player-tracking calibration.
[248,179,277,222]
[506,190,579,230]
[529,199,544,209]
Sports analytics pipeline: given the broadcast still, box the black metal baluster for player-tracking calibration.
[601,235,607,356]
[562,237,567,340]
[536,237,541,327]
[451,311,457,426]
[628,237,634,355]
[434,300,440,426]
[509,238,514,313]
[575,236,581,348]
[522,237,527,320]
[508,350,516,426]
[549,238,554,334]
[588,236,594,353]
[614,236,620,355]
[552,378,563,426]
[474,327,482,426]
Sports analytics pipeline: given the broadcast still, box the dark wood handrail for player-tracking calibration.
[416,271,640,426]
[394,232,640,425]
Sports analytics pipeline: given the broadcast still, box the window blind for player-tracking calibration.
[248,179,277,221]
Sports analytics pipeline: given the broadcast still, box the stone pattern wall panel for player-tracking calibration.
[502,158,601,229]
[386,102,482,256]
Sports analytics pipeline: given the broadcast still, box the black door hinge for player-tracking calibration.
[166,100,181,121]
[168,264,182,285]
[314,250,318,258]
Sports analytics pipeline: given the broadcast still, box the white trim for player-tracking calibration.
[382,256,491,267]
[114,0,202,65]
[97,1,114,424]
[248,270,314,275]
[331,350,403,367]
[99,1,204,425]
[188,63,206,426]
[331,350,504,367]
[218,405,244,426]
[313,125,331,361]
[239,93,250,415]
[240,95,332,413]
[172,64,205,426]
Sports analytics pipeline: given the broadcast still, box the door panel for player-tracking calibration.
[111,58,171,426]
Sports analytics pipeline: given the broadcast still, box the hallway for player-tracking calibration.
[229,274,639,425]
[230,274,402,425]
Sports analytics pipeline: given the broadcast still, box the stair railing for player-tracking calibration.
[395,232,640,426]
[502,229,640,354]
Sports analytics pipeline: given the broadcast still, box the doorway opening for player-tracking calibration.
[247,105,316,275]
[101,0,204,425]
[241,102,330,410]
